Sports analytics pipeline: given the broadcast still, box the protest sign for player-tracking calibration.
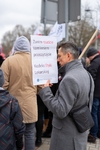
[31,35,58,85]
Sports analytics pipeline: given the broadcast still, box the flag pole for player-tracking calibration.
[78,28,99,59]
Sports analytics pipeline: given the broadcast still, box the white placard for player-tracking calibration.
[31,35,58,85]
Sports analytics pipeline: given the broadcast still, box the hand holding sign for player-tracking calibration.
[43,80,53,88]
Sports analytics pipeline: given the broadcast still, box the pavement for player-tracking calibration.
[35,138,100,150]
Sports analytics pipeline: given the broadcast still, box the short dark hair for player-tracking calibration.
[58,41,79,59]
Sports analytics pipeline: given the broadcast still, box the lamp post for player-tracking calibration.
[85,9,98,49]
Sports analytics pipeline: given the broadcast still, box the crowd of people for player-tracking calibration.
[0,35,100,150]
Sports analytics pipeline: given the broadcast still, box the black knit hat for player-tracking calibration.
[86,48,98,58]
[0,69,4,87]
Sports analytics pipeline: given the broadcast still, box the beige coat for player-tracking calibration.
[1,52,42,123]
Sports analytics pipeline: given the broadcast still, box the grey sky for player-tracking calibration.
[0,0,97,43]
[0,0,41,42]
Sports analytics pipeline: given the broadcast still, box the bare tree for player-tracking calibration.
[1,3,100,56]
[68,5,97,50]
[1,24,36,56]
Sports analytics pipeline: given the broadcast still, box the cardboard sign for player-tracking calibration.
[31,35,58,85]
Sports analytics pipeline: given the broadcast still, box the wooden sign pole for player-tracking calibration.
[78,29,98,59]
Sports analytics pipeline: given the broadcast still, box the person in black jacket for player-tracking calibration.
[86,48,100,143]
[0,55,4,66]
[0,69,25,150]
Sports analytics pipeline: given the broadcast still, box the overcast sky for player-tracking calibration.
[0,0,97,43]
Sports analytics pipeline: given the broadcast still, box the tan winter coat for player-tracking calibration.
[1,52,42,123]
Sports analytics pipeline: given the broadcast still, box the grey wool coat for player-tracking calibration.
[39,60,94,150]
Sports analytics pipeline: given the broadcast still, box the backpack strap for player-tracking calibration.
[87,71,94,111]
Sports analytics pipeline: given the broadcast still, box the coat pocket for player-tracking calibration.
[52,117,62,129]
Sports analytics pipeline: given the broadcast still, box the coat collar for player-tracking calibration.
[90,54,100,63]
[14,51,30,55]
[58,59,82,77]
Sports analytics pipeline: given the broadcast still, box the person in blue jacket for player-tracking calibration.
[0,69,25,150]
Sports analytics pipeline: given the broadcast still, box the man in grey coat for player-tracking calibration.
[38,42,94,150]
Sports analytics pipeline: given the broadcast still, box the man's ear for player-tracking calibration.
[67,52,73,61]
